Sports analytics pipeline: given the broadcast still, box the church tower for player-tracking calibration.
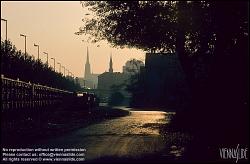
[84,47,91,79]
[109,54,113,73]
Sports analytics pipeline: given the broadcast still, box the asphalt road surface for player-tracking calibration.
[34,108,176,162]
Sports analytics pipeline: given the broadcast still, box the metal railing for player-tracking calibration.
[1,75,73,111]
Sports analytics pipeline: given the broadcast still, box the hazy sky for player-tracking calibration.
[1,1,145,77]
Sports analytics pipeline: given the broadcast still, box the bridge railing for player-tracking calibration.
[1,75,73,111]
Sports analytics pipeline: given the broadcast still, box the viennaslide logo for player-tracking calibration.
[219,144,248,163]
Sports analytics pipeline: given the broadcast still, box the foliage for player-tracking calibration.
[76,1,248,65]
[77,1,249,146]
[77,1,177,53]
[1,40,81,92]
[108,84,125,106]
[123,59,144,74]
[77,0,248,99]
[124,59,145,107]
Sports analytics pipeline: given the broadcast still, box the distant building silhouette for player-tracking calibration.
[97,56,130,104]
[77,47,99,89]
[84,47,91,79]
[142,53,190,109]
[109,55,113,73]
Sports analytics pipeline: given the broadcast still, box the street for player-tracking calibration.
[33,108,176,161]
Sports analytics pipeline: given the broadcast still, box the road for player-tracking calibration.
[34,108,177,162]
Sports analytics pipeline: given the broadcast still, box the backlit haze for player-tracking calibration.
[1,1,145,77]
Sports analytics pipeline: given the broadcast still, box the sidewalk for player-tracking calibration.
[1,106,130,147]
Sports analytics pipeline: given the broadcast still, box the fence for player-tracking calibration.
[1,75,73,111]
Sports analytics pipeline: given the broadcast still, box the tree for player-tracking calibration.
[76,1,249,156]
[1,40,81,92]
[108,84,125,106]
[123,59,144,74]
[76,1,218,86]
[76,1,177,53]
[124,59,145,107]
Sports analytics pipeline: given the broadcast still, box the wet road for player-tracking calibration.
[35,109,175,161]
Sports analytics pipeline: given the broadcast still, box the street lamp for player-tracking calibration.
[62,66,65,76]
[51,57,55,71]
[57,62,61,73]
[66,69,69,77]
[43,52,48,66]
[34,44,39,60]
[20,34,27,56]
[1,18,7,41]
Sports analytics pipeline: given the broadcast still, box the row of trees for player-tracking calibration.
[77,1,249,158]
[1,40,81,92]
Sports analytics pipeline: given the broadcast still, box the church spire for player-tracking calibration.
[109,53,113,73]
[86,46,90,64]
[84,47,91,78]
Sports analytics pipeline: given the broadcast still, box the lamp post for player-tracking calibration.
[62,66,65,76]
[66,69,69,77]
[57,62,61,74]
[34,44,39,60]
[51,58,55,71]
[43,52,48,66]
[1,18,7,41]
[20,34,27,56]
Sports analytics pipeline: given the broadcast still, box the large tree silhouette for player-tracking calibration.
[77,1,249,158]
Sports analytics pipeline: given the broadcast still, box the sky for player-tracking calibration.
[1,1,145,77]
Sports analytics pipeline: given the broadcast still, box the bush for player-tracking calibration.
[1,40,81,91]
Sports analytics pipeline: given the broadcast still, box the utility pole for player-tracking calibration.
[34,44,39,60]
[1,18,7,41]
[43,52,48,66]
[57,62,61,74]
[51,58,55,71]
[20,34,27,56]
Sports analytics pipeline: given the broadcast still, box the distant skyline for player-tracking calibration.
[1,1,145,77]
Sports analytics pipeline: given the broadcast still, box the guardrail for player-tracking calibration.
[1,75,73,111]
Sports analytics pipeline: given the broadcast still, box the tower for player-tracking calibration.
[109,54,113,73]
[84,47,91,79]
